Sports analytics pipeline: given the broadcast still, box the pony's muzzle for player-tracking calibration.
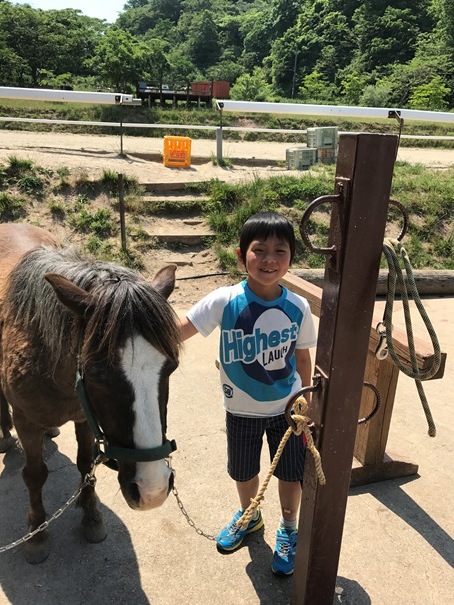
[120,462,174,510]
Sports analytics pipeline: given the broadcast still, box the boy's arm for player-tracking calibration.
[178,316,199,341]
[295,348,313,405]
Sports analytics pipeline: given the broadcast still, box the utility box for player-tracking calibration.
[317,147,337,164]
[163,136,191,168]
[307,126,339,149]
[286,147,317,170]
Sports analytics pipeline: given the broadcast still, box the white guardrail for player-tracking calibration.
[1,87,454,161]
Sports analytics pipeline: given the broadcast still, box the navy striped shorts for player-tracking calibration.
[226,411,306,482]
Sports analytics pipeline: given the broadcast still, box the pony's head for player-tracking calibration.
[45,263,181,510]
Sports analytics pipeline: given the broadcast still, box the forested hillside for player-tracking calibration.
[0,0,453,111]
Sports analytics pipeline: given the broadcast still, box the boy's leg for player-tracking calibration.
[266,414,305,575]
[216,413,265,551]
[237,475,260,509]
[278,479,302,523]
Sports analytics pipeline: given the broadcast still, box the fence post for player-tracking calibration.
[118,173,127,252]
[216,127,223,163]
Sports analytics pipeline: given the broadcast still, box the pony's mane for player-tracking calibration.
[5,245,180,368]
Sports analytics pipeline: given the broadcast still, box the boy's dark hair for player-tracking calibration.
[239,212,296,264]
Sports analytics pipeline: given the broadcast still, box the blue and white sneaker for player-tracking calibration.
[271,527,298,576]
[216,509,264,551]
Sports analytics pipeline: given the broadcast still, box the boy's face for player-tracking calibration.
[237,235,292,298]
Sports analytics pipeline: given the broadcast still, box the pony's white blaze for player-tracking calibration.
[121,334,171,509]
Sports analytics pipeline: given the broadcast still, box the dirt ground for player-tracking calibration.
[1,128,453,305]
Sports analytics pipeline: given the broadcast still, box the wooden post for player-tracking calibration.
[291,133,398,605]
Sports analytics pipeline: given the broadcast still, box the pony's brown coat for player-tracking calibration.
[0,223,180,563]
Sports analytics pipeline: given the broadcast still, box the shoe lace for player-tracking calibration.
[228,513,243,535]
[276,532,291,556]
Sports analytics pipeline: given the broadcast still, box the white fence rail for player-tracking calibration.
[2,116,454,140]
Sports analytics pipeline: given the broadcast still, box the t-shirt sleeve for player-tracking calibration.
[295,297,317,349]
[186,287,229,337]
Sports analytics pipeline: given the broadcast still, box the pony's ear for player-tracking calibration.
[44,273,92,316]
[151,264,177,300]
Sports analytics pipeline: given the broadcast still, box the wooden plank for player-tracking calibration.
[350,456,418,487]
[354,350,399,465]
[282,272,445,378]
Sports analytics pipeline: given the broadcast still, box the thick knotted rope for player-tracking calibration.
[382,237,442,437]
[236,397,325,530]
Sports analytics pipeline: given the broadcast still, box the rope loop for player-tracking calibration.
[381,236,441,436]
[236,396,325,530]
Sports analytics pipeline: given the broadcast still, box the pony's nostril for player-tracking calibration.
[167,470,174,494]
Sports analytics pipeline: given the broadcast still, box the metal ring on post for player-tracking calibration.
[299,194,339,255]
[284,376,321,432]
[358,382,382,425]
[388,199,409,242]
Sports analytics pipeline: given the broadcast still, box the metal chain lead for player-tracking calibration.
[0,458,101,554]
[167,459,215,541]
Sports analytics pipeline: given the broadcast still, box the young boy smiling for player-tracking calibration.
[179,212,317,575]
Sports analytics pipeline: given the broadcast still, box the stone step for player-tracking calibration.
[141,194,209,203]
[141,216,215,245]
[142,181,207,192]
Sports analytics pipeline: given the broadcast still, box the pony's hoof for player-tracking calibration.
[45,427,60,438]
[82,518,107,543]
[25,533,50,564]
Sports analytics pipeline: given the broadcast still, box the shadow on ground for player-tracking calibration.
[0,435,149,605]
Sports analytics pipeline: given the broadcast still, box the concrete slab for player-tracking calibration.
[0,296,452,605]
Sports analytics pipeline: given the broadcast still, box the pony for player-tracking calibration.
[0,223,181,563]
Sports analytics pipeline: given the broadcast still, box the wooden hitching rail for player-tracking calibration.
[281,272,446,486]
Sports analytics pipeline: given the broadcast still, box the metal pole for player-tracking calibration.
[119,104,124,156]
[118,173,127,252]
[291,50,300,99]
[216,103,224,163]
[291,133,399,605]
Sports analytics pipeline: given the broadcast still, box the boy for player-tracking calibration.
[179,212,317,576]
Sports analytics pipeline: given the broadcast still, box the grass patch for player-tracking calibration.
[0,192,28,221]
[70,207,116,238]
[203,164,453,270]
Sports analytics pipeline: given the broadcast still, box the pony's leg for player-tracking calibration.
[13,412,50,564]
[74,421,107,543]
[0,389,14,452]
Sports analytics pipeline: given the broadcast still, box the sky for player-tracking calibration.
[12,0,126,23]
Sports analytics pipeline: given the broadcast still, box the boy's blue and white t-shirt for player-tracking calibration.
[186,280,317,417]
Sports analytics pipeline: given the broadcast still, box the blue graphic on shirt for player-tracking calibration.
[220,298,302,401]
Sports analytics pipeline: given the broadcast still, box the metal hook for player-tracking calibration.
[375,321,389,360]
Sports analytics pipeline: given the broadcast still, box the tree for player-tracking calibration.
[240,7,274,71]
[0,3,104,87]
[299,70,335,103]
[352,2,434,72]
[86,28,147,91]
[409,76,451,110]
[185,10,221,69]
[230,67,272,101]
[141,38,171,88]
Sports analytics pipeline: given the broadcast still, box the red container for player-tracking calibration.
[190,81,230,98]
